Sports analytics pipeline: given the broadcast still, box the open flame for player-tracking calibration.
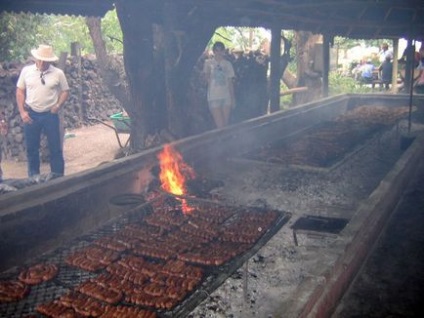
[157,144,196,214]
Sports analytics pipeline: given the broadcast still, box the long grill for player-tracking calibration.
[235,105,410,173]
[0,193,290,318]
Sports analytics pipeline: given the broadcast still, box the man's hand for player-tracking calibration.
[51,104,60,114]
[20,110,32,124]
[0,115,7,136]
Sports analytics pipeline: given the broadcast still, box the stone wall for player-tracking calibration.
[0,56,123,161]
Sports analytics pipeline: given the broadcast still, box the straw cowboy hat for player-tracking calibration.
[31,44,58,62]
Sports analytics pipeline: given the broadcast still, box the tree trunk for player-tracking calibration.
[86,17,130,111]
[163,2,185,137]
[115,0,157,150]
[293,31,322,105]
[89,2,217,148]
[162,4,217,138]
[282,71,297,89]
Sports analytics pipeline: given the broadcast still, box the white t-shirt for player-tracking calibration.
[379,49,393,63]
[204,58,235,102]
[16,64,69,112]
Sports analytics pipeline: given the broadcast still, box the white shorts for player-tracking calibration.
[208,98,231,109]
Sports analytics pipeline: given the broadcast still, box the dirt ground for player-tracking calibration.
[2,123,127,179]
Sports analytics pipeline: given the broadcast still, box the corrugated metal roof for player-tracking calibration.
[1,0,423,40]
[1,0,114,17]
[195,0,424,39]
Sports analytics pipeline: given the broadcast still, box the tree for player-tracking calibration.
[100,10,123,54]
[281,31,323,106]
[209,27,268,52]
[0,10,126,63]
[0,12,46,61]
[88,4,212,150]
[85,16,130,111]
[334,36,384,50]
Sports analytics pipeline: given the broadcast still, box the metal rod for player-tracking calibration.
[293,229,299,246]
[408,41,415,135]
[243,260,249,302]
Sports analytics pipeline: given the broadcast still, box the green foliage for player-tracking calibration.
[210,27,236,50]
[209,27,268,52]
[0,12,47,61]
[100,9,123,54]
[0,10,123,62]
[280,94,293,109]
[329,71,372,95]
[42,15,94,55]
[334,36,392,50]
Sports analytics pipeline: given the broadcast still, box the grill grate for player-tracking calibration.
[0,281,69,318]
[167,208,291,317]
[233,105,408,173]
[1,195,291,318]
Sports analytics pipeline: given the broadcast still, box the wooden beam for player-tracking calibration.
[269,21,281,113]
[280,86,308,96]
[391,39,399,94]
[322,34,330,98]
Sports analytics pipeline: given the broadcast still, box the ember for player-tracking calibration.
[157,144,196,214]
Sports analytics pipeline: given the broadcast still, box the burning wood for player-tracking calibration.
[157,144,196,214]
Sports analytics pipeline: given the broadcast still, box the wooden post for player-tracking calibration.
[407,40,416,134]
[322,34,331,97]
[269,22,281,113]
[163,2,181,135]
[391,39,399,93]
[71,42,84,125]
[57,52,68,70]
[403,38,413,93]
[57,51,68,148]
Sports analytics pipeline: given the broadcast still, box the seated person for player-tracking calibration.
[359,59,375,83]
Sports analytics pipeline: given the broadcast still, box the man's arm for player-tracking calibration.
[51,90,69,114]
[16,87,32,124]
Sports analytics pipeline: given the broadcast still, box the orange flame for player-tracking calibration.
[157,144,196,214]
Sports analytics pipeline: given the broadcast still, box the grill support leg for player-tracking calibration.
[293,229,299,246]
[243,260,249,302]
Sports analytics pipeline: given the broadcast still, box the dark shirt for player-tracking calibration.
[379,60,393,83]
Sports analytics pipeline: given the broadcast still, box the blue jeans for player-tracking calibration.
[24,109,64,177]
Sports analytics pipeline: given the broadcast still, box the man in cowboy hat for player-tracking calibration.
[16,44,69,177]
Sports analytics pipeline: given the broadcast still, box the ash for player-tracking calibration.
[189,118,424,318]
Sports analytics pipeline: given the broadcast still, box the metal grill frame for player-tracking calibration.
[1,194,291,318]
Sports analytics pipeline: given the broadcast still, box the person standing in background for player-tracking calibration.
[379,43,393,63]
[203,41,235,128]
[16,44,69,177]
[378,55,393,90]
